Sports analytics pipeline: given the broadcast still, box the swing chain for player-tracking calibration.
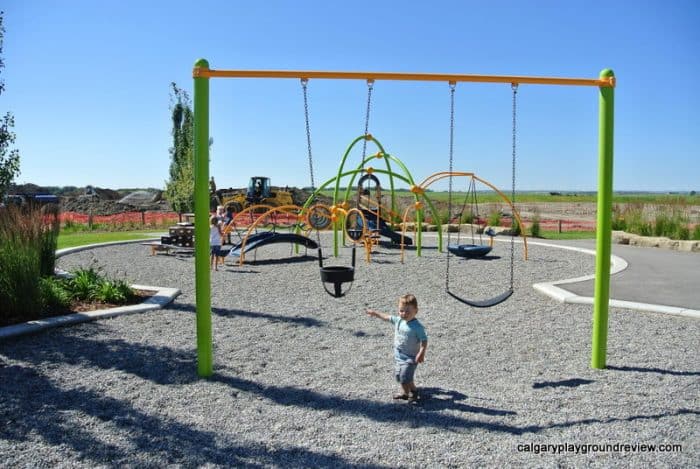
[301,78,315,191]
[446,81,456,292]
[510,83,518,290]
[361,79,375,161]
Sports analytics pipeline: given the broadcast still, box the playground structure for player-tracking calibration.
[220,136,527,270]
[191,63,615,377]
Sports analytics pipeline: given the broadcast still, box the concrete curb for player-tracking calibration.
[528,241,700,319]
[0,238,181,341]
[419,233,700,319]
[56,237,161,258]
[0,285,181,340]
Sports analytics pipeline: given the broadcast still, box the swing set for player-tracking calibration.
[191,61,615,377]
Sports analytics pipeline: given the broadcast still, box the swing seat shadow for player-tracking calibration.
[532,378,595,389]
[415,387,517,416]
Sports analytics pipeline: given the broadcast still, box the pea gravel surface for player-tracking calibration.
[1,234,698,468]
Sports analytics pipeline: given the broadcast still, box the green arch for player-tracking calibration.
[302,146,444,256]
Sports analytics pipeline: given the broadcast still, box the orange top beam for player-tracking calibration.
[193,68,615,87]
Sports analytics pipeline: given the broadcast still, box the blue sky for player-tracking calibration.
[3,0,699,192]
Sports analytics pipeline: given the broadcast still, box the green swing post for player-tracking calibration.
[193,59,213,377]
[591,69,615,369]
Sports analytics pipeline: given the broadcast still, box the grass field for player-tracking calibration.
[57,231,158,250]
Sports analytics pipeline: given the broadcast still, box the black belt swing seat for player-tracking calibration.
[318,246,356,298]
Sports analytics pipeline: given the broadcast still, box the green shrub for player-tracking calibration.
[67,267,103,301]
[39,277,71,312]
[530,213,541,237]
[39,205,61,276]
[0,205,59,324]
[611,217,626,231]
[460,211,476,224]
[488,211,502,226]
[693,224,700,241]
[63,266,136,304]
[92,279,135,303]
[623,204,652,236]
[675,225,690,241]
[511,216,521,236]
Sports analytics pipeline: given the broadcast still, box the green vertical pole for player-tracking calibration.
[591,69,615,369]
[416,209,422,256]
[193,59,213,377]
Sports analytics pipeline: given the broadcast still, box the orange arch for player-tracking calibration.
[419,171,528,260]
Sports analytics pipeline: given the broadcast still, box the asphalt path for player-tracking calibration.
[540,239,700,311]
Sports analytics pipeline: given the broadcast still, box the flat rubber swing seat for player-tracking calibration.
[447,244,492,259]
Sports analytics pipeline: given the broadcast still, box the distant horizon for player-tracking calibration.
[7,181,698,196]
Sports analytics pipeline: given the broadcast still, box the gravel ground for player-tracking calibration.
[1,234,698,468]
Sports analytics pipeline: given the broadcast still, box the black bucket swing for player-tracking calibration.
[317,208,366,298]
[302,77,365,299]
[318,246,356,298]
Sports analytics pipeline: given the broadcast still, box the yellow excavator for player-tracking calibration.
[218,176,294,213]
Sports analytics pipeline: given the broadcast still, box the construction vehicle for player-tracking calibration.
[217,177,294,213]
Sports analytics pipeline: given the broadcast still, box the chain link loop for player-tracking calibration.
[360,79,374,163]
[301,79,315,191]
[445,82,456,293]
[510,83,518,290]
[301,78,323,247]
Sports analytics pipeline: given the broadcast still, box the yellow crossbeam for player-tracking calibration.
[193,68,615,87]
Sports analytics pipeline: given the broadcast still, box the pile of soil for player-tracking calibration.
[10,183,171,216]
[61,196,171,216]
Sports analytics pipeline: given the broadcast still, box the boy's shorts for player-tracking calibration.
[395,360,417,384]
[210,246,222,256]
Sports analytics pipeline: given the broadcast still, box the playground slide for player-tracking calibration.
[360,209,413,246]
[227,232,319,257]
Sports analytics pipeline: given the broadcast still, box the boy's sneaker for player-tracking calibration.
[392,392,409,400]
[407,390,420,403]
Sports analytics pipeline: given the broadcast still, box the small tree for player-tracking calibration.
[165,83,194,213]
[166,151,195,214]
[0,11,20,199]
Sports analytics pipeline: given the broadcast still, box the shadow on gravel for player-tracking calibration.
[532,378,595,389]
[2,326,197,385]
[212,372,525,434]
[213,307,327,328]
[417,387,517,416]
[230,255,318,266]
[453,255,502,262]
[167,303,328,329]
[0,364,383,468]
[607,365,700,376]
[212,371,700,436]
[3,334,699,466]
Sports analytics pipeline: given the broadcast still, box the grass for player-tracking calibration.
[1,205,60,322]
[534,230,597,240]
[57,230,159,249]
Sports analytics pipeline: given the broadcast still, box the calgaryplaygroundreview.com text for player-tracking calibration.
[516,442,683,456]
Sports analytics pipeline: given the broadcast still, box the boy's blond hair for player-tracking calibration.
[399,294,418,308]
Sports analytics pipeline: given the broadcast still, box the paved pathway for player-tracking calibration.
[536,239,700,312]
